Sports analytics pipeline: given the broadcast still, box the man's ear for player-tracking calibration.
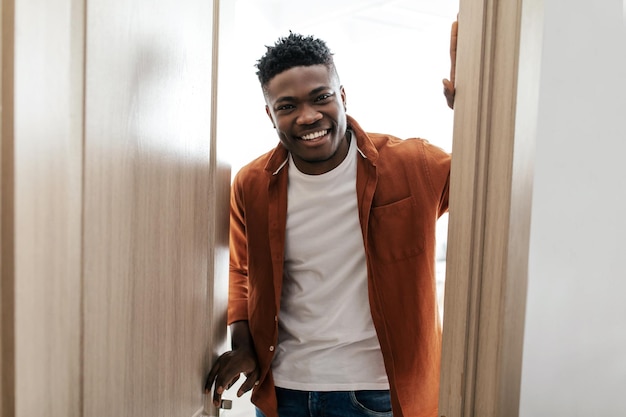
[265,105,276,128]
[340,86,347,111]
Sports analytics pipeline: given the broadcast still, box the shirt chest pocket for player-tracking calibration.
[368,196,425,264]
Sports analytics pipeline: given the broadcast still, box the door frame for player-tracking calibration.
[438,0,543,416]
[0,0,544,415]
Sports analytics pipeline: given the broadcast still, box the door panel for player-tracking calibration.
[82,0,223,415]
[6,0,84,415]
[3,0,228,416]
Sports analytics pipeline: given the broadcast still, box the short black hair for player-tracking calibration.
[255,32,336,87]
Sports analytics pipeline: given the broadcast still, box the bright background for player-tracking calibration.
[215,1,458,415]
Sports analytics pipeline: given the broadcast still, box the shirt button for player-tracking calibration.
[269,346,275,352]
[274,316,278,322]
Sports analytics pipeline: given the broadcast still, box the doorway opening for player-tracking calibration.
[216,1,457,415]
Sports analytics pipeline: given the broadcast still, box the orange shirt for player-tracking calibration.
[228,115,451,417]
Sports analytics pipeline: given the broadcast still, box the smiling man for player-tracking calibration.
[262,55,349,175]
[206,32,454,417]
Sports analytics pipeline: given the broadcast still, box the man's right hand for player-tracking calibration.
[205,321,260,407]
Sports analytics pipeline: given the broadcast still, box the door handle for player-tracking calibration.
[202,393,233,416]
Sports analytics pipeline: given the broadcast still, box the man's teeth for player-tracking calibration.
[301,130,328,141]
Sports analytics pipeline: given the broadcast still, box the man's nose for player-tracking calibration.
[296,104,322,125]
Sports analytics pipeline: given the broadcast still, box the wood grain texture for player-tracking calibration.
[204,1,231,413]
[82,0,224,416]
[438,0,542,416]
[3,0,228,416]
[1,0,16,415]
[6,0,85,416]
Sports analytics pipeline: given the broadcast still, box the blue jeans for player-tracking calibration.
[255,387,393,417]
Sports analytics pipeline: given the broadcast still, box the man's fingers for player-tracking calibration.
[212,383,223,407]
[443,79,455,109]
[204,346,260,406]
[442,17,458,109]
[449,20,458,84]
[212,372,244,406]
[205,361,220,393]
[237,372,261,397]
[227,374,241,390]
[205,352,231,393]
[205,353,237,406]
[450,21,458,51]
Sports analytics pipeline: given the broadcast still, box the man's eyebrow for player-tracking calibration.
[309,86,333,96]
[273,86,334,106]
[274,95,296,105]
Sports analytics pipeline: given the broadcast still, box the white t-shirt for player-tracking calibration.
[272,134,390,391]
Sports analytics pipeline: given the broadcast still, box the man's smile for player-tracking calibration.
[299,129,329,141]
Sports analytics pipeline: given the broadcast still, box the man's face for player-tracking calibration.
[264,64,348,175]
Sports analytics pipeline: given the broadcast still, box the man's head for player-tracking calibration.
[256,32,337,90]
[256,33,349,175]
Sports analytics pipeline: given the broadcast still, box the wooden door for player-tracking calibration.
[438,0,543,416]
[1,0,229,416]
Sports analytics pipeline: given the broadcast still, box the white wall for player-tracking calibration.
[519,1,626,416]
[218,0,457,177]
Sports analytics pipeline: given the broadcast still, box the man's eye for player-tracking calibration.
[316,93,332,102]
[276,104,294,111]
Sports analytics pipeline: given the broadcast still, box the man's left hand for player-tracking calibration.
[443,18,458,109]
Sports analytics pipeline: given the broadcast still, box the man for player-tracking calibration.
[207,26,457,417]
